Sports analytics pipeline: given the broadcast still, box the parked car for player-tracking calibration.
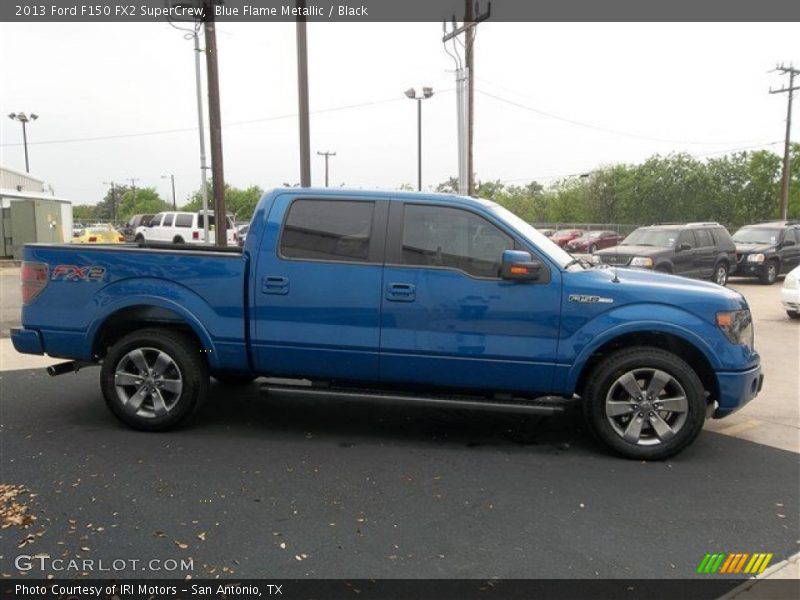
[121,214,154,241]
[236,223,250,247]
[72,223,86,238]
[12,189,763,460]
[781,265,800,319]
[550,229,584,248]
[134,211,236,245]
[72,224,125,244]
[565,230,624,253]
[732,220,800,285]
[593,222,737,286]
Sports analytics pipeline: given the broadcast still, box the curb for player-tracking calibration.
[715,552,800,600]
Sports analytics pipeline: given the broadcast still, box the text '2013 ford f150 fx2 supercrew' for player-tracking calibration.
[12,189,763,459]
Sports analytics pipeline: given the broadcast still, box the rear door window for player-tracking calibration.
[280,199,375,263]
[175,214,193,228]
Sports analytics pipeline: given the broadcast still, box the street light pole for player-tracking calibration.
[162,174,177,209]
[404,88,434,191]
[7,112,39,173]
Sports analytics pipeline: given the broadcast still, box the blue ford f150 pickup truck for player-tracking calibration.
[12,189,763,459]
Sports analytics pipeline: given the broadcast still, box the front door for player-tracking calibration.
[251,195,388,382]
[673,230,698,276]
[379,201,562,395]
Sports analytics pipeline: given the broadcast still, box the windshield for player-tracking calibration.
[732,227,781,245]
[622,228,677,248]
[484,202,576,269]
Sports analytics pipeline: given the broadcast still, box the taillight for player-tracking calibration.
[88,236,97,242]
[192,231,199,240]
[21,262,48,304]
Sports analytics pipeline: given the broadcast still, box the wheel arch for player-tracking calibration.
[90,303,217,369]
[573,330,719,404]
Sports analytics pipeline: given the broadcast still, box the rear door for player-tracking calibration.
[251,195,388,382]
[693,228,716,278]
[379,201,561,394]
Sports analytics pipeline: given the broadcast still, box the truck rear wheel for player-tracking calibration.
[583,347,706,460]
[100,328,208,431]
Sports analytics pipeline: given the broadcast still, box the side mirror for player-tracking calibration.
[148,221,156,227]
[501,250,541,281]
[678,243,692,251]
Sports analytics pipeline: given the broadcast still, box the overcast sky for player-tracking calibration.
[0,22,798,206]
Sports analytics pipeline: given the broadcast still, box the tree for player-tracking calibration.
[181,182,264,223]
[115,187,171,220]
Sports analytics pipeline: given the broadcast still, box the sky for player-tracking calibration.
[0,21,798,206]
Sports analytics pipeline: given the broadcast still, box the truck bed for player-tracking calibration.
[19,243,249,371]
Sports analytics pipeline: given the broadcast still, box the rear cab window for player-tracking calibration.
[279,199,379,263]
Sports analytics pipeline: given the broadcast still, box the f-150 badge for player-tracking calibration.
[569,294,614,304]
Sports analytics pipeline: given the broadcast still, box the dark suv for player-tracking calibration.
[593,222,737,285]
[732,220,800,284]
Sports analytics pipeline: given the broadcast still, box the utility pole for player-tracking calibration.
[770,63,799,221]
[162,174,177,209]
[203,1,228,246]
[7,112,38,173]
[127,178,139,214]
[296,0,311,187]
[316,151,336,187]
[443,2,491,196]
[103,181,118,222]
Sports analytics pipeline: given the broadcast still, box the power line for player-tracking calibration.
[0,95,432,148]
[769,62,799,221]
[476,88,772,146]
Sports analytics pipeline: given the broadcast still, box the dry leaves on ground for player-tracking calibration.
[0,484,36,530]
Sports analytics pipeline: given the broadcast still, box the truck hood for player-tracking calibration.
[564,267,747,323]
[594,244,672,257]
[735,243,775,254]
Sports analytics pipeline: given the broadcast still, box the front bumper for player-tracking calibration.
[781,286,800,313]
[11,327,45,355]
[735,261,767,277]
[714,364,764,418]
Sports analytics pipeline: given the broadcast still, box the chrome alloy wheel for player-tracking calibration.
[114,347,183,418]
[604,368,689,446]
[715,265,728,286]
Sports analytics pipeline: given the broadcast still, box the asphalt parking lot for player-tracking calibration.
[0,268,798,580]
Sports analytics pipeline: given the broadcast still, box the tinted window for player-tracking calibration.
[401,205,513,278]
[196,214,235,229]
[732,227,781,244]
[623,228,678,248]
[175,214,193,228]
[694,229,713,247]
[163,214,174,227]
[788,229,799,244]
[677,230,697,248]
[280,199,374,262]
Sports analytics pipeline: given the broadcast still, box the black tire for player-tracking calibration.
[788,311,800,320]
[213,374,257,386]
[134,234,144,243]
[101,328,208,431]
[759,260,778,285]
[582,347,706,460]
[712,262,729,286]
[173,236,184,244]
[655,265,672,274]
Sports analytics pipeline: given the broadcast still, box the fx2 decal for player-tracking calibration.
[51,265,106,282]
[568,294,614,304]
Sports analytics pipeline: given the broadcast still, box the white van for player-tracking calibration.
[134,211,237,245]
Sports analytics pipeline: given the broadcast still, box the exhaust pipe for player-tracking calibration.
[47,361,94,377]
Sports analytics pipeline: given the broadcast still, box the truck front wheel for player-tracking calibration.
[583,347,706,460]
[100,328,208,431]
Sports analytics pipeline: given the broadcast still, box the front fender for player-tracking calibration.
[559,303,757,395]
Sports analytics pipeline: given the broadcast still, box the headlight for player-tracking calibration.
[716,309,754,347]
[747,253,765,263]
[630,256,654,268]
[784,273,798,290]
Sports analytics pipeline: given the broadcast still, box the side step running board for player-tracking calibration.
[260,383,576,416]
